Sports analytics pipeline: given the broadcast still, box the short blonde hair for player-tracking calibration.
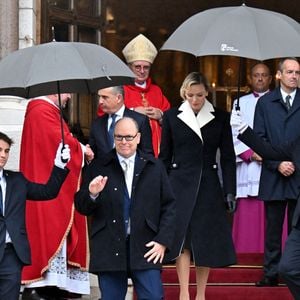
[180,72,209,100]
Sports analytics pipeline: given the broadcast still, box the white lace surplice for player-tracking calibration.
[25,241,90,294]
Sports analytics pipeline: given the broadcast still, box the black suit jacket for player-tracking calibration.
[0,166,68,264]
[239,127,300,227]
[89,108,154,159]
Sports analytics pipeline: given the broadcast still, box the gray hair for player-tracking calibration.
[278,57,299,72]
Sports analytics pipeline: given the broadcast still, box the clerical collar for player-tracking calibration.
[253,90,269,98]
[135,81,146,88]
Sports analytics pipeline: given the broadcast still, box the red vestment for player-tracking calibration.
[20,99,88,283]
[123,78,170,157]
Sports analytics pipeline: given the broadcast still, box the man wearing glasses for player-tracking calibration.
[75,117,176,300]
[122,34,170,157]
[89,85,154,160]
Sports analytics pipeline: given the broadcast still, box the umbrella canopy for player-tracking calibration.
[0,41,135,98]
[161,4,300,60]
[0,41,135,144]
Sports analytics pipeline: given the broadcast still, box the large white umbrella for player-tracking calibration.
[161,4,300,108]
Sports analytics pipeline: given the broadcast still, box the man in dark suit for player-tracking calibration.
[75,117,176,300]
[89,85,154,160]
[0,131,70,300]
[231,111,300,299]
[253,57,300,287]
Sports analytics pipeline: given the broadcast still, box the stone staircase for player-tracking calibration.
[161,254,294,299]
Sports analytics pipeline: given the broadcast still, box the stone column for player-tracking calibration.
[0,0,19,59]
[19,0,36,48]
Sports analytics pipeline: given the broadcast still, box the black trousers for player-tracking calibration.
[264,199,296,278]
[279,225,300,299]
[0,244,23,300]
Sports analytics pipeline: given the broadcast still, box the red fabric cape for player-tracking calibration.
[123,78,170,157]
[20,99,88,283]
[97,78,170,157]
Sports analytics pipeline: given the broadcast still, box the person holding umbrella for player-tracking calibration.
[159,72,236,300]
[231,63,272,254]
[20,94,94,300]
[0,131,70,300]
[122,34,170,157]
[231,109,300,299]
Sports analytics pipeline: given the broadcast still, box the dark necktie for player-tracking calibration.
[285,95,292,111]
[108,114,117,149]
[253,92,260,98]
[0,179,3,215]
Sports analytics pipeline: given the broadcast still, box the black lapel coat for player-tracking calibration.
[159,104,236,267]
[253,87,300,200]
[0,166,68,264]
[74,150,176,273]
[89,108,154,159]
[239,127,300,227]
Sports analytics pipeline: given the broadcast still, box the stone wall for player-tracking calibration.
[0,96,28,170]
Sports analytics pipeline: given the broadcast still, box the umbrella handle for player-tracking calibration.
[235,57,242,111]
[60,144,69,163]
[57,82,66,145]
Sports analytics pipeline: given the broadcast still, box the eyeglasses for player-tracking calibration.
[131,64,151,72]
[114,133,138,141]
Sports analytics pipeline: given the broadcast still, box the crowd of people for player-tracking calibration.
[0,33,300,300]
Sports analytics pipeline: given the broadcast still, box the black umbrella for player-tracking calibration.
[0,41,135,143]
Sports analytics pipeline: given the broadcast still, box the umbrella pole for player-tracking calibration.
[57,81,65,146]
[235,57,242,111]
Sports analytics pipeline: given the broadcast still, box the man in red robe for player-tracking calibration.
[122,34,170,157]
[20,94,94,300]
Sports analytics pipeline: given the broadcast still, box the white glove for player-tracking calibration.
[54,142,71,169]
[230,110,248,133]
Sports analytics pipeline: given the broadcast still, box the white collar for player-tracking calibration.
[117,152,136,164]
[177,99,215,141]
[135,81,146,88]
[30,96,58,108]
[113,105,125,118]
[280,88,296,101]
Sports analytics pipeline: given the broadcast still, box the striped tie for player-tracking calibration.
[285,95,292,111]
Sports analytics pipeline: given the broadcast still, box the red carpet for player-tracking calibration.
[160,253,294,300]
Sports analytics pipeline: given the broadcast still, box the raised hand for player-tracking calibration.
[89,175,108,197]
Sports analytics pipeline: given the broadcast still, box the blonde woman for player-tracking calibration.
[159,72,236,300]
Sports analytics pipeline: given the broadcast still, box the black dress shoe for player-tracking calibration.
[255,277,279,287]
[22,288,48,300]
